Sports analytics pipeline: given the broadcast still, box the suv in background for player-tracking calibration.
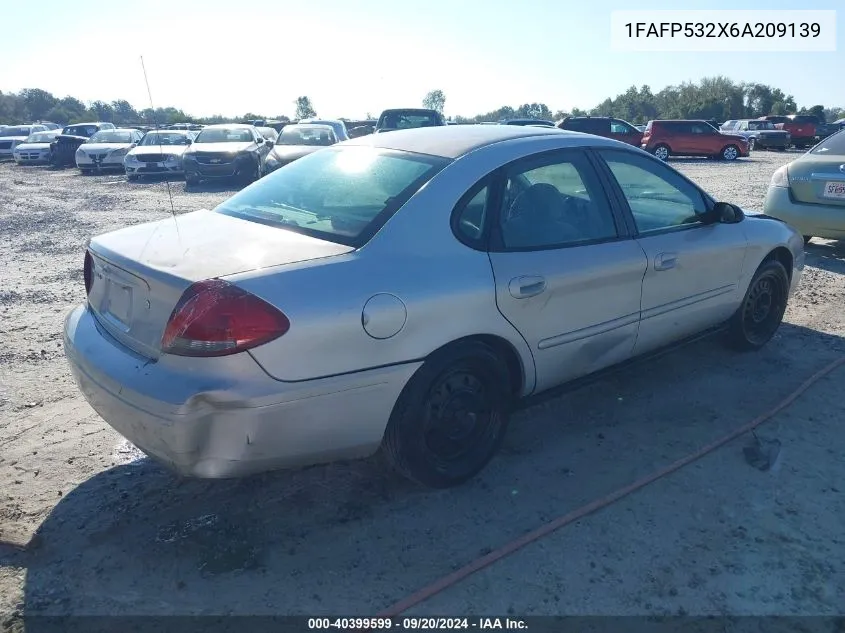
[732,119,790,151]
[557,116,643,147]
[374,108,446,133]
[50,122,116,167]
[641,120,750,161]
[758,115,815,149]
[500,118,555,127]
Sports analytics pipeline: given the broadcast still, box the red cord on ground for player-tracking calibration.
[377,356,845,617]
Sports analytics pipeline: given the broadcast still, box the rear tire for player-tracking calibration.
[727,260,789,352]
[185,173,200,188]
[652,144,670,161]
[383,341,511,488]
[127,174,139,182]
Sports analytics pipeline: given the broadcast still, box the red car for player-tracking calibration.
[757,115,816,149]
[557,116,643,146]
[641,120,750,161]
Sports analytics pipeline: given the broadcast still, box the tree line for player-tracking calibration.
[1,78,842,127]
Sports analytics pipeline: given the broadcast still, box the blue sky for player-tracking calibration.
[1,0,841,119]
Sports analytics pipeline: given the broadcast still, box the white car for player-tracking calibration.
[124,129,198,180]
[12,129,62,164]
[0,124,48,159]
[75,128,144,173]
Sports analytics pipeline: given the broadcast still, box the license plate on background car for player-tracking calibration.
[822,181,845,199]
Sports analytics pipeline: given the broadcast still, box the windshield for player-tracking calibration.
[24,131,58,143]
[214,147,449,246]
[63,125,99,137]
[195,127,253,143]
[88,131,134,144]
[140,132,190,146]
[748,121,775,131]
[0,126,33,137]
[810,130,845,156]
[277,126,336,146]
[378,111,439,129]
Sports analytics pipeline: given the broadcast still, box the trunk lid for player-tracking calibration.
[86,210,353,359]
[788,155,845,207]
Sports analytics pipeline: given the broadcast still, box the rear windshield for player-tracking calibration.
[790,115,819,124]
[214,146,449,247]
[0,126,33,137]
[63,125,98,137]
[378,111,440,130]
[810,130,845,156]
[277,125,336,146]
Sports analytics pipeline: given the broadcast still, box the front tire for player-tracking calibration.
[748,138,756,151]
[652,144,670,161]
[727,260,789,352]
[185,173,200,188]
[721,145,740,161]
[383,341,512,488]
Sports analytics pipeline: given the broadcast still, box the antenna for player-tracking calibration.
[140,56,180,236]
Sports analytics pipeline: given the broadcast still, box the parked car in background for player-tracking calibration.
[634,124,647,133]
[720,120,739,131]
[731,120,790,151]
[12,129,62,164]
[63,125,803,489]
[764,130,845,244]
[37,121,61,130]
[50,122,116,167]
[348,124,375,138]
[374,108,446,133]
[263,120,293,133]
[758,115,815,149]
[500,118,556,127]
[182,123,272,186]
[0,124,49,159]
[642,120,750,161]
[256,126,279,143]
[124,129,198,180]
[557,116,643,147]
[298,118,350,141]
[75,128,143,174]
[262,123,337,174]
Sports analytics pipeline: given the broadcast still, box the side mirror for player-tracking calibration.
[257,137,264,144]
[265,140,274,148]
[702,201,743,225]
[186,138,193,144]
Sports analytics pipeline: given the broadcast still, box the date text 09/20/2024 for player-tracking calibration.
[307,618,528,630]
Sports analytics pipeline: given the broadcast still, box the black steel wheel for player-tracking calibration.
[727,259,789,351]
[383,341,511,488]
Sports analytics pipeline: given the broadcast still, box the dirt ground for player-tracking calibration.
[1,151,844,624]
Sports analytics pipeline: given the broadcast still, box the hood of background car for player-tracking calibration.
[187,142,253,154]
[55,134,91,143]
[127,145,190,156]
[0,136,30,143]
[270,145,324,161]
[720,133,748,142]
[13,142,52,151]
[78,142,134,153]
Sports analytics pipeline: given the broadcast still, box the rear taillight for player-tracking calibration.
[161,279,289,357]
[83,251,93,296]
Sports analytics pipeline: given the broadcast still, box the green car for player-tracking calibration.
[764,130,845,244]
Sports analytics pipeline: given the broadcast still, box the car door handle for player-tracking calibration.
[509,276,546,299]
[654,252,678,271]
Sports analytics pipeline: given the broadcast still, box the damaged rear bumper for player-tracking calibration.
[63,304,420,478]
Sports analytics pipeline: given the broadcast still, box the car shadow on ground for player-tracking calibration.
[805,240,845,275]
[5,323,845,619]
[184,180,246,194]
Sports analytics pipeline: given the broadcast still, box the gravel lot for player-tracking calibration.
[1,151,844,624]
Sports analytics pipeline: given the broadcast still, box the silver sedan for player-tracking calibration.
[64,126,804,488]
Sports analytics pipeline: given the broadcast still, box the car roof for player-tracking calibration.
[95,128,139,133]
[284,123,334,131]
[202,123,254,129]
[343,124,571,159]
